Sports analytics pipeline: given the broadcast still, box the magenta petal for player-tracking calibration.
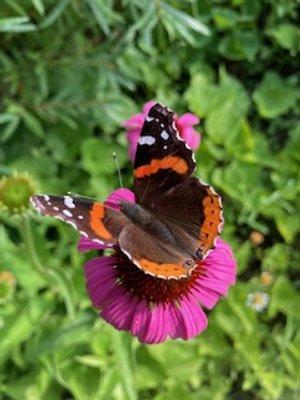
[123,114,144,128]
[190,284,220,309]
[127,128,142,139]
[127,131,139,162]
[139,304,168,344]
[180,297,208,339]
[104,188,135,210]
[202,239,237,283]
[167,305,186,339]
[85,256,122,307]
[181,127,201,150]
[195,239,236,298]
[101,292,136,330]
[77,236,114,252]
[142,100,156,115]
[130,300,150,336]
[177,113,200,127]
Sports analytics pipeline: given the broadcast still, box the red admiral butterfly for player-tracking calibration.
[31,103,223,280]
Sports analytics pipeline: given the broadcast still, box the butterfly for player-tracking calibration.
[31,103,223,280]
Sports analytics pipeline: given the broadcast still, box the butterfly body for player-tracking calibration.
[31,103,223,280]
[119,201,175,244]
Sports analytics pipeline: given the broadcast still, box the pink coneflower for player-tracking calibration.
[78,189,236,344]
[123,101,201,162]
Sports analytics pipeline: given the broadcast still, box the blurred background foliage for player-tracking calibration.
[0,0,300,399]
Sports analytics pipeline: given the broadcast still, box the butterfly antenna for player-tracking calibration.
[113,152,123,188]
[67,192,97,201]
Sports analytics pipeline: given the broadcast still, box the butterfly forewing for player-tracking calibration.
[30,194,127,247]
[133,103,196,205]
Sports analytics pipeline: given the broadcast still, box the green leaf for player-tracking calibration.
[253,72,298,118]
[0,16,37,32]
[205,70,250,144]
[0,297,52,364]
[212,7,239,30]
[32,0,45,15]
[271,23,300,52]
[161,3,211,36]
[111,331,138,400]
[269,277,300,317]
[39,0,71,29]
[235,240,252,274]
[275,210,300,243]
[185,72,217,118]
[81,137,127,177]
[218,30,260,61]
[262,243,290,272]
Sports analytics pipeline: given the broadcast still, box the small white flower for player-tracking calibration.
[246,292,269,312]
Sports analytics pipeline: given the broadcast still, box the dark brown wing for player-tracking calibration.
[133,103,196,205]
[150,177,224,259]
[118,224,198,280]
[30,194,128,247]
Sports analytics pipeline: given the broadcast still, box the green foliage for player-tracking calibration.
[0,0,300,399]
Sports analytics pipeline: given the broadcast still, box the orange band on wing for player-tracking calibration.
[198,188,223,250]
[89,203,113,240]
[136,258,192,279]
[134,156,188,179]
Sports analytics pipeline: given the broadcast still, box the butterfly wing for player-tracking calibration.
[118,224,198,279]
[133,103,196,205]
[30,194,128,247]
[133,103,222,265]
[151,177,224,259]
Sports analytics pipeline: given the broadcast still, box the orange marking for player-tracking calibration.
[134,156,188,178]
[137,258,191,278]
[89,203,113,240]
[198,189,223,252]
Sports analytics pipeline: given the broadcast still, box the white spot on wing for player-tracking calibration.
[160,130,169,140]
[146,116,154,122]
[138,135,156,146]
[53,206,59,211]
[78,215,84,219]
[63,209,73,217]
[64,196,76,208]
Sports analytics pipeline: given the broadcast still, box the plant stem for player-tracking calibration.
[20,214,45,276]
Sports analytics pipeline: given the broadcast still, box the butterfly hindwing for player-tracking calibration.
[118,224,198,279]
[30,194,127,247]
[151,177,224,259]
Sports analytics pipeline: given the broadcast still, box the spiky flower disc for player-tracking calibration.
[0,173,37,214]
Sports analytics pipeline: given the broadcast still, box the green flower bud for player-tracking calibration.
[0,173,37,215]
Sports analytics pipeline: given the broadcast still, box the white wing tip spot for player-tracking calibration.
[138,135,156,146]
[63,209,73,217]
[160,130,169,140]
[64,195,76,209]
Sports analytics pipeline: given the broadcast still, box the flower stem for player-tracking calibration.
[20,214,45,275]
[20,214,76,318]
